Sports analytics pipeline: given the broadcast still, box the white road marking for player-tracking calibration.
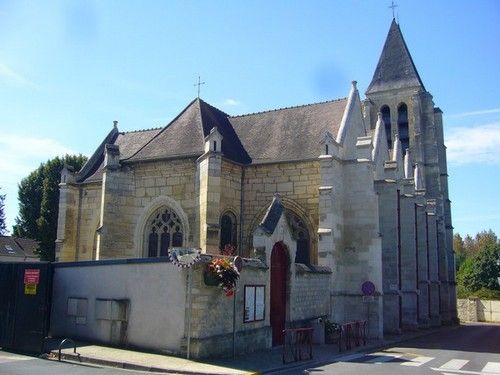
[401,356,435,366]
[482,362,500,374]
[430,366,500,374]
[365,353,403,364]
[439,359,470,370]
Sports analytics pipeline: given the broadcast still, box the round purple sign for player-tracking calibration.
[361,281,376,296]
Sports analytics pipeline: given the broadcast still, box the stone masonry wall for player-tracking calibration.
[188,258,270,358]
[332,160,383,338]
[56,183,79,262]
[220,160,243,250]
[375,180,400,334]
[241,161,320,261]
[220,160,243,215]
[289,266,330,322]
[457,298,500,323]
[98,158,198,259]
[75,183,101,260]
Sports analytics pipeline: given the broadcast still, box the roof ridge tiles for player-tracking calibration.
[229,97,348,118]
[120,127,163,134]
[198,98,230,117]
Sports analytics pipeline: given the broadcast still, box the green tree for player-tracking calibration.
[453,233,466,270]
[13,155,87,260]
[0,188,6,235]
[457,242,500,295]
[462,230,498,257]
[475,229,498,250]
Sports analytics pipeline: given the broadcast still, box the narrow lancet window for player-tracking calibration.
[220,212,237,250]
[381,105,392,148]
[398,103,409,154]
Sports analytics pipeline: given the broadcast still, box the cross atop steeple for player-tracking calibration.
[366,19,425,95]
[193,75,205,98]
[388,1,398,19]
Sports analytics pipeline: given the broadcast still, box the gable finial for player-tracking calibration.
[388,1,398,20]
[193,75,206,98]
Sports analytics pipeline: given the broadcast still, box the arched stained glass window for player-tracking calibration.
[381,105,392,149]
[286,212,310,264]
[146,207,183,257]
[220,212,237,250]
[398,103,409,154]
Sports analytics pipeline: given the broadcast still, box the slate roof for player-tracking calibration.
[259,194,284,235]
[79,128,162,182]
[366,19,425,94]
[127,99,251,164]
[0,236,39,261]
[78,97,348,182]
[229,98,347,163]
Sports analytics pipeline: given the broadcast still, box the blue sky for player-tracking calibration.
[0,0,499,238]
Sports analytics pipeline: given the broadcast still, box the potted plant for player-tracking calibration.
[204,257,240,296]
[325,320,341,344]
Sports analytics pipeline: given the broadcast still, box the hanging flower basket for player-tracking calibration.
[205,257,240,296]
[203,269,220,286]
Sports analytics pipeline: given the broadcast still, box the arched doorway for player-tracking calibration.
[270,242,287,346]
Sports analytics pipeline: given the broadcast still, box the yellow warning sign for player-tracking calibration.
[24,283,37,295]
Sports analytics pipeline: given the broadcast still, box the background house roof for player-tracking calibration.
[0,236,39,261]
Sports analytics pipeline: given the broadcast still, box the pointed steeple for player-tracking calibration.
[366,19,425,94]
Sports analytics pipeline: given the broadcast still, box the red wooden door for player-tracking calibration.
[270,242,287,346]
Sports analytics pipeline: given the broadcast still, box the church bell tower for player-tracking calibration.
[363,19,456,323]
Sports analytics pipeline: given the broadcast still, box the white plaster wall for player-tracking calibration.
[50,261,187,353]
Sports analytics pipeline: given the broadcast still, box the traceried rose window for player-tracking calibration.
[147,208,183,257]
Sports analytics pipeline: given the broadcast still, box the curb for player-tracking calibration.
[53,351,242,375]
[51,325,460,375]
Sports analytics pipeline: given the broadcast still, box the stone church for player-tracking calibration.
[56,19,457,344]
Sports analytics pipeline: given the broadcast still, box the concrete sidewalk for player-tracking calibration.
[50,326,457,374]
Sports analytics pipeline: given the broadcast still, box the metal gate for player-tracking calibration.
[0,262,52,353]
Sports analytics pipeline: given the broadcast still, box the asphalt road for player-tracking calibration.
[1,323,499,374]
[284,323,500,375]
[0,350,152,375]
